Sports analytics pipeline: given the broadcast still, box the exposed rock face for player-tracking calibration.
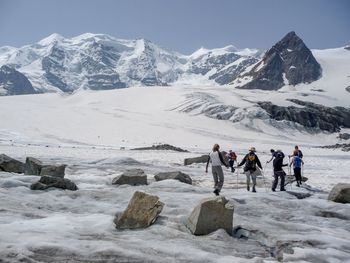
[25,157,43,175]
[320,143,350,152]
[186,196,234,235]
[40,165,66,178]
[184,155,209,166]
[338,133,350,140]
[114,191,164,229]
[0,65,36,96]
[112,169,147,185]
[0,154,25,173]
[154,171,192,185]
[234,31,321,90]
[258,99,350,132]
[328,183,350,203]
[131,144,188,152]
[30,176,78,191]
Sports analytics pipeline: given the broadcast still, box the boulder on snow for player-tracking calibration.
[186,196,234,235]
[285,175,308,186]
[40,164,66,178]
[184,155,209,166]
[114,191,164,229]
[0,154,25,173]
[30,176,78,191]
[25,157,43,175]
[154,171,192,185]
[112,169,147,185]
[328,183,350,204]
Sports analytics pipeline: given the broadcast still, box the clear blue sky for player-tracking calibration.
[0,0,349,54]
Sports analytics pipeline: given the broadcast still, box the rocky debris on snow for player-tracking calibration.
[30,176,78,191]
[338,133,350,140]
[112,169,147,185]
[286,191,312,199]
[285,175,308,186]
[320,143,350,152]
[25,157,66,177]
[328,183,350,203]
[131,144,188,152]
[232,226,250,239]
[186,196,234,235]
[184,155,209,165]
[258,99,350,132]
[0,154,25,173]
[315,210,349,220]
[114,191,164,229]
[345,46,350,51]
[154,171,192,185]
[0,65,37,96]
[346,86,350,93]
[234,31,321,90]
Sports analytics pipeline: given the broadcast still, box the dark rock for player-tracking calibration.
[31,176,78,191]
[184,155,209,165]
[154,171,192,185]
[131,144,188,152]
[112,169,147,185]
[286,191,312,199]
[320,143,350,152]
[0,154,25,173]
[236,31,321,90]
[258,99,350,132]
[338,133,350,140]
[345,86,350,93]
[114,191,164,229]
[24,157,43,175]
[315,210,349,220]
[186,196,234,235]
[328,183,350,203]
[40,164,66,178]
[0,65,36,96]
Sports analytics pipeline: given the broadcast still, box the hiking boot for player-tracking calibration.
[232,168,235,173]
[252,186,256,193]
[272,189,276,192]
[247,185,250,191]
[280,188,286,191]
[296,182,300,187]
[213,189,220,196]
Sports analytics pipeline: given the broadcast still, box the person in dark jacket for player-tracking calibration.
[238,147,262,192]
[206,144,229,196]
[272,151,288,191]
[267,149,285,163]
[226,150,237,173]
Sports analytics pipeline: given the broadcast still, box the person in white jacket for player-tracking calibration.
[205,144,228,196]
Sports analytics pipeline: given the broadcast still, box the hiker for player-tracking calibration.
[226,150,237,173]
[267,149,285,163]
[272,151,288,192]
[290,151,304,187]
[206,144,229,196]
[289,145,303,159]
[237,147,262,193]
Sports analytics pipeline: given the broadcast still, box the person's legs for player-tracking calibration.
[245,171,251,191]
[280,173,286,191]
[251,173,257,192]
[217,167,224,192]
[229,160,234,172]
[272,172,278,191]
[294,168,301,186]
[212,166,219,189]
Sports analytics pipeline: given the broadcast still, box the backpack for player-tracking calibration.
[274,150,285,159]
[293,156,302,168]
[245,152,257,171]
[229,152,237,160]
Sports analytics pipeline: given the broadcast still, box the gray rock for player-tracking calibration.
[186,196,234,235]
[286,191,312,199]
[258,99,350,132]
[184,155,209,165]
[328,183,350,203]
[112,169,147,185]
[114,191,164,229]
[154,171,192,185]
[285,175,308,186]
[0,154,25,173]
[320,143,350,152]
[0,65,37,96]
[30,176,78,191]
[236,31,321,90]
[338,133,350,140]
[131,144,188,152]
[24,157,43,175]
[40,165,66,178]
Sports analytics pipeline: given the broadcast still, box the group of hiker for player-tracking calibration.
[205,144,304,196]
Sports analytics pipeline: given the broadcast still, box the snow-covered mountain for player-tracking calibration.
[0,33,259,95]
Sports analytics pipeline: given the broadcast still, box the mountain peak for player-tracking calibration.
[38,33,65,46]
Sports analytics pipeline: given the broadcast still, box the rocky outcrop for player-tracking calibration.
[154,171,192,185]
[30,176,78,191]
[328,183,350,203]
[40,165,66,178]
[186,196,234,235]
[0,65,37,96]
[25,157,43,175]
[112,169,147,185]
[258,99,350,132]
[184,155,209,166]
[338,133,350,140]
[0,154,25,173]
[320,143,350,152]
[114,191,164,229]
[131,144,188,152]
[234,31,321,90]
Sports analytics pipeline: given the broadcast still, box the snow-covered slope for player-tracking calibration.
[0,33,259,94]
